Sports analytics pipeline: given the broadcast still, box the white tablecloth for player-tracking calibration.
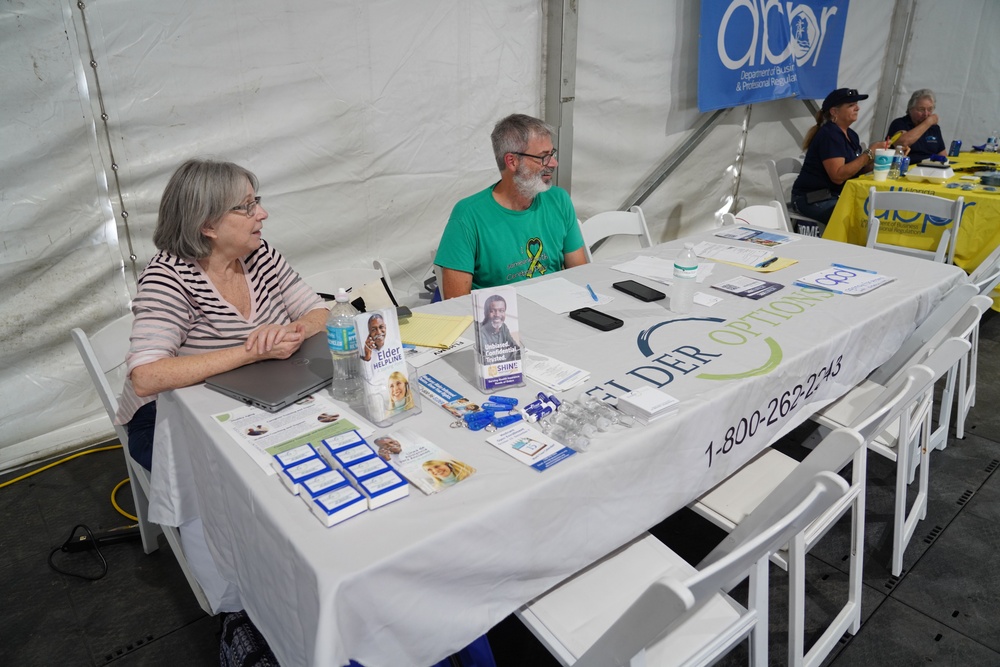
[149,229,966,667]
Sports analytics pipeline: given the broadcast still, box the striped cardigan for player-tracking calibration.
[115,239,325,424]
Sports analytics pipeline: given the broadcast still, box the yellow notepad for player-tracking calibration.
[398,313,473,349]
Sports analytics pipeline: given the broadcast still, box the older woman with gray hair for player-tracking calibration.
[887,89,947,163]
[115,158,328,471]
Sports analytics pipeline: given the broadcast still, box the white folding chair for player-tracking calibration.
[304,265,397,310]
[578,205,653,262]
[690,361,930,667]
[814,337,971,576]
[71,316,212,614]
[516,431,856,667]
[868,283,978,386]
[370,259,396,295]
[844,290,987,453]
[968,243,1000,297]
[721,200,793,233]
[865,186,964,264]
[767,157,823,232]
[934,295,992,445]
[957,247,1000,437]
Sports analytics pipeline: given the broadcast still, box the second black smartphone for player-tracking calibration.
[568,307,624,331]
[612,280,666,302]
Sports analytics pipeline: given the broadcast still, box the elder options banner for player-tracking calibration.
[699,0,850,112]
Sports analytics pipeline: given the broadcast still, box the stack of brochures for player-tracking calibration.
[616,386,680,425]
[523,349,591,392]
[398,313,472,349]
[794,264,895,295]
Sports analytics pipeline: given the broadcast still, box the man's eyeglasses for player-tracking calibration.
[510,149,557,167]
[231,196,262,217]
[913,106,935,114]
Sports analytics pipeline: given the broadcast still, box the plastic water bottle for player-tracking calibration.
[326,289,361,402]
[672,242,698,314]
[988,133,999,153]
[888,146,904,179]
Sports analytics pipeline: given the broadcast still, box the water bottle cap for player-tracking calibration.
[335,288,350,303]
[684,242,695,249]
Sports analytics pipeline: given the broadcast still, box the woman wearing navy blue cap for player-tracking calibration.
[790,87,891,228]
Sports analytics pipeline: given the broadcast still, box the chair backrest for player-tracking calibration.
[865,186,964,264]
[767,157,822,226]
[968,242,1000,296]
[71,314,134,446]
[869,282,978,385]
[304,267,397,309]
[573,462,850,667]
[699,427,861,572]
[578,205,653,262]
[853,338,971,441]
[767,157,800,202]
[370,259,395,294]
[730,200,793,232]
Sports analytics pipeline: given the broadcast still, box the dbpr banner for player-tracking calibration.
[698,0,850,112]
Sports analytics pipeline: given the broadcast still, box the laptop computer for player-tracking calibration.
[204,332,333,412]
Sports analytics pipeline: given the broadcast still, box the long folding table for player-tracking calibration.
[149,228,966,667]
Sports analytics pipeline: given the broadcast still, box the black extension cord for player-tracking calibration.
[48,523,142,581]
[61,524,141,552]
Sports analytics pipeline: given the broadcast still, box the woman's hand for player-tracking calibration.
[246,322,306,358]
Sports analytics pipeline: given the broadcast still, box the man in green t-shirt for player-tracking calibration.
[435,114,587,299]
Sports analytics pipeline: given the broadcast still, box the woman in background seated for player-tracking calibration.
[888,89,946,163]
[115,158,328,472]
[790,87,891,228]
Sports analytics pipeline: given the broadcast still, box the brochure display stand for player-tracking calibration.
[471,286,525,393]
[355,307,422,427]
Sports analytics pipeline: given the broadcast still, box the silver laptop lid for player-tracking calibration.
[204,333,333,412]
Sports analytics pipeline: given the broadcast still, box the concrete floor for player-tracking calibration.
[3,312,999,666]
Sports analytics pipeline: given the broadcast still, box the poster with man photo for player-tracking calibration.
[471,286,524,392]
[354,307,420,425]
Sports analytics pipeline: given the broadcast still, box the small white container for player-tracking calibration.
[280,457,332,495]
[357,469,409,509]
[311,486,368,527]
[272,443,321,474]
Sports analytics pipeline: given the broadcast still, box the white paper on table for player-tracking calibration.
[612,256,675,284]
[795,265,896,295]
[692,241,772,267]
[612,255,714,285]
[211,393,376,474]
[693,292,722,307]
[523,349,591,392]
[485,423,576,471]
[405,337,473,368]
[517,277,613,313]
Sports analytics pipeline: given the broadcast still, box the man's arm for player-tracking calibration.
[563,247,587,269]
[441,267,474,299]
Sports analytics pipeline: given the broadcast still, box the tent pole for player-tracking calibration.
[544,0,579,195]
[872,0,916,141]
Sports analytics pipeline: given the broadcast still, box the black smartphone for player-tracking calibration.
[569,307,624,331]
[612,280,666,302]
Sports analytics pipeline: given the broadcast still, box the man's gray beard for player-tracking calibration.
[513,168,551,200]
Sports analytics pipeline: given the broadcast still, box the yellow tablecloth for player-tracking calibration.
[824,153,1000,275]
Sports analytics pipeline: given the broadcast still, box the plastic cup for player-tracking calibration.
[873,149,893,182]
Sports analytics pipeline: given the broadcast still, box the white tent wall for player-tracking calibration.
[895,0,1000,148]
[2,0,996,470]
